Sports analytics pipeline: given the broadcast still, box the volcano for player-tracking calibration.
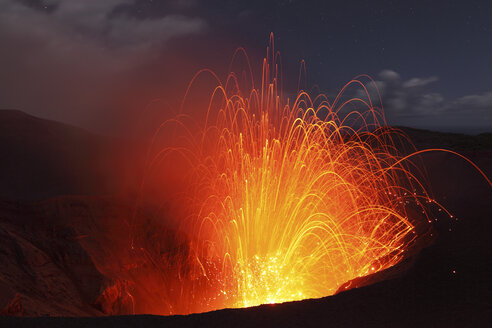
[0,109,490,326]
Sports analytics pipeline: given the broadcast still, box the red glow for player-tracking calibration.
[81,36,490,316]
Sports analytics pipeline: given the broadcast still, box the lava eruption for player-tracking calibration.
[83,36,491,316]
[114,36,446,315]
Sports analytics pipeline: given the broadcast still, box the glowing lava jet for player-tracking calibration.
[137,37,444,314]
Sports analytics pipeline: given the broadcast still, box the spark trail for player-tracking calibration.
[136,36,440,314]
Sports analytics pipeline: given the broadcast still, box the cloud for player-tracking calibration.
[353,70,492,132]
[0,0,207,130]
[402,76,439,88]
[379,69,400,83]
[108,14,205,50]
[451,91,492,110]
[357,70,443,117]
[0,0,206,57]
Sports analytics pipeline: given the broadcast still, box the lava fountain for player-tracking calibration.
[128,36,451,315]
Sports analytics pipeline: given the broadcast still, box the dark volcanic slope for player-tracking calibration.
[0,110,143,200]
[0,116,491,326]
[0,198,106,317]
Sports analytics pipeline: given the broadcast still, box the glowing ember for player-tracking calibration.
[129,36,465,315]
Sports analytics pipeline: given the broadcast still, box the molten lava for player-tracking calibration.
[70,35,491,316]
[128,37,441,315]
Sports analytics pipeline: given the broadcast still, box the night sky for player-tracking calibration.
[1,0,491,134]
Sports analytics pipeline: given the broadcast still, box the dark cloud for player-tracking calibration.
[1,1,206,49]
[0,0,207,131]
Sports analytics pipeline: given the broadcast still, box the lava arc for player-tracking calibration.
[137,37,438,314]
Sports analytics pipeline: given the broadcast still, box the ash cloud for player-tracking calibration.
[2,0,206,51]
[0,0,207,132]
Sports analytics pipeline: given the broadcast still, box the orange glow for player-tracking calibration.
[134,36,443,314]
